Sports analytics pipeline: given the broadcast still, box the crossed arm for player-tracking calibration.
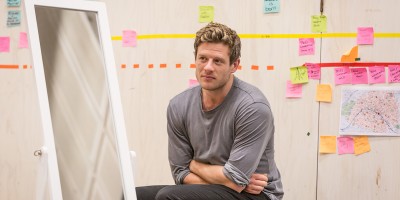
[184,160,268,194]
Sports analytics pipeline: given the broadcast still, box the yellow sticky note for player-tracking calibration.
[353,136,371,155]
[199,6,214,23]
[316,84,332,102]
[319,136,337,154]
[290,66,309,84]
[311,15,327,33]
[341,46,358,62]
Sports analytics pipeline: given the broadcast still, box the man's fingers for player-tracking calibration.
[252,173,268,182]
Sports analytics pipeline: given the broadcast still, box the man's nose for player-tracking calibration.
[204,60,214,71]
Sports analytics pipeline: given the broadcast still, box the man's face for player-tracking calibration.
[195,42,238,92]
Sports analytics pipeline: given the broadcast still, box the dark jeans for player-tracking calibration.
[135,185,271,200]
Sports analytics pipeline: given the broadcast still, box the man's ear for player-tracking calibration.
[231,59,240,73]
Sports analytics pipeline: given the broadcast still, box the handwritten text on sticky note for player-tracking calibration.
[353,136,371,155]
[316,84,332,102]
[334,67,352,85]
[264,0,280,13]
[319,136,337,154]
[122,30,137,47]
[305,63,320,80]
[388,65,400,83]
[7,0,21,7]
[286,80,302,98]
[357,27,374,45]
[351,68,368,84]
[199,6,214,23]
[311,15,327,33]
[299,38,315,56]
[290,66,309,84]
[368,66,386,84]
[7,10,21,27]
[337,136,354,155]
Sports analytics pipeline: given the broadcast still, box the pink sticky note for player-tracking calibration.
[122,30,137,47]
[368,66,386,84]
[305,63,320,80]
[357,27,374,45]
[18,32,28,48]
[286,80,302,98]
[299,38,315,56]
[388,65,400,83]
[351,68,368,84]
[189,78,199,87]
[334,67,352,85]
[0,37,10,52]
[337,136,354,155]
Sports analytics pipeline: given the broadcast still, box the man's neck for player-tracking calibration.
[201,75,234,111]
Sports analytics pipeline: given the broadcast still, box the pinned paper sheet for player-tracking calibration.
[122,30,137,47]
[334,67,352,85]
[299,38,315,56]
[7,10,21,27]
[368,66,386,84]
[286,80,302,98]
[316,84,332,102]
[305,63,320,80]
[7,0,21,7]
[18,32,28,48]
[319,136,336,154]
[264,0,280,13]
[0,37,11,53]
[199,6,214,23]
[351,68,368,84]
[353,136,371,155]
[337,136,354,155]
[311,15,327,33]
[388,65,400,83]
[290,66,309,84]
[341,46,358,62]
[189,78,199,87]
[357,27,374,45]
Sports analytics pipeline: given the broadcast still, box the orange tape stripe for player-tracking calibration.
[251,65,259,70]
[0,64,19,69]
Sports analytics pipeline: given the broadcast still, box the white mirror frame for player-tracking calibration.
[24,0,136,199]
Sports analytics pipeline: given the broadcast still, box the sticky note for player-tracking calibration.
[251,65,259,70]
[341,46,358,62]
[160,64,167,68]
[290,66,309,84]
[189,78,199,87]
[267,65,274,70]
[18,32,28,48]
[264,0,280,13]
[199,6,214,23]
[388,65,400,83]
[337,136,354,155]
[0,37,11,53]
[286,80,302,98]
[368,66,386,84]
[334,67,352,85]
[7,10,21,27]
[311,15,327,33]
[357,27,374,45]
[122,30,137,47]
[353,136,371,155]
[319,136,336,154]
[316,84,332,102]
[299,38,315,56]
[7,0,21,7]
[305,63,320,80]
[351,68,368,84]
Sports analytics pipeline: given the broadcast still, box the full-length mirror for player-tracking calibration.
[25,0,136,199]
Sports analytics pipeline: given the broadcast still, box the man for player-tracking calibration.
[136,22,283,200]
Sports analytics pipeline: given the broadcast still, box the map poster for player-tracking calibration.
[340,87,400,136]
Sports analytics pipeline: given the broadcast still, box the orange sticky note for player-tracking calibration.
[267,65,274,70]
[319,136,337,154]
[148,64,154,68]
[133,64,139,68]
[176,64,182,68]
[160,63,167,68]
[23,64,28,69]
[190,64,196,68]
[353,136,371,155]
[341,46,358,62]
[121,64,126,69]
[316,84,332,102]
[251,65,259,70]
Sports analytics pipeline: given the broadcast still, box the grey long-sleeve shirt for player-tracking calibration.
[167,77,283,200]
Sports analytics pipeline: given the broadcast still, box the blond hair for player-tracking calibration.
[194,22,241,65]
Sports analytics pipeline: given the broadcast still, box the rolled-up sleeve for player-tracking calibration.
[223,102,274,186]
[167,101,193,184]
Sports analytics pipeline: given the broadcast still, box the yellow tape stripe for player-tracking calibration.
[112,33,400,40]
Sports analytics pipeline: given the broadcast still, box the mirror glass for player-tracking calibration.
[35,6,123,199]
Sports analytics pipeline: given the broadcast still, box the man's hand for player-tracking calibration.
[244,173,268,194]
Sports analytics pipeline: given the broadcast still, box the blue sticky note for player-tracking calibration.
[7,10,21,27]
[7,0,21,7]
[264,0,280,13]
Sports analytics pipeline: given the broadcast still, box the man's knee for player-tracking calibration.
[155,186,177,200]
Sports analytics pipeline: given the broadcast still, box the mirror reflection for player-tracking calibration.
[35,6,123,199]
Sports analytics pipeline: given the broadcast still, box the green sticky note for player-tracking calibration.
[7,10,21,27]
[290,66,309,84]
[311,15,327,33]
[7,0,21,7]
[199,6,214,23]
